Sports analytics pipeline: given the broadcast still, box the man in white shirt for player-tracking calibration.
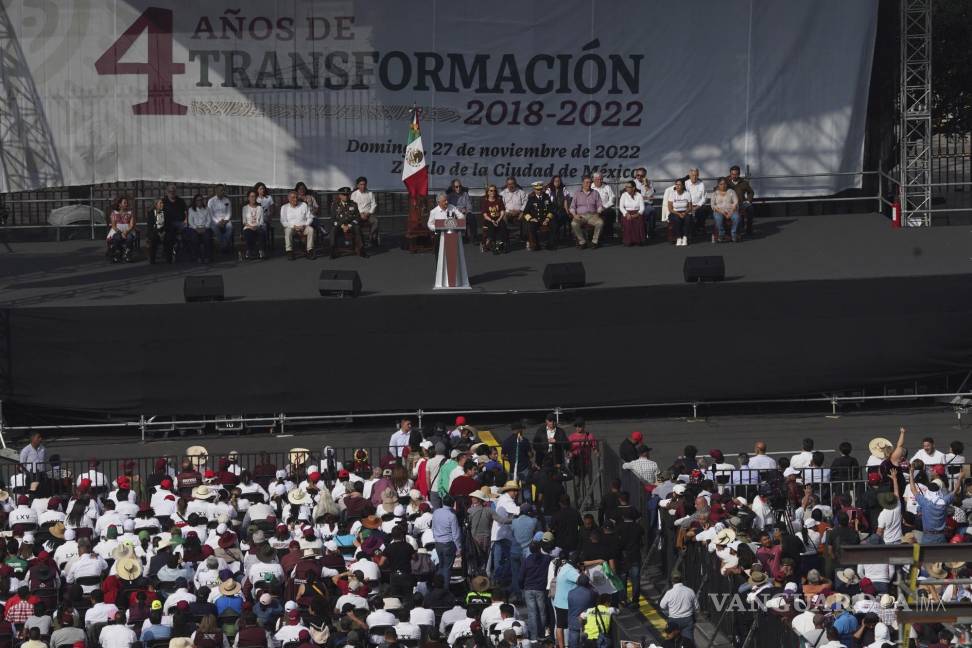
[389,419,413,458]
[789,439,815,470]
[658,574,698,643]
[911,437,946,466]
[874,492,902,544]
[591,172,616,238]
[447,611,478,645]
[747,441,778,471]
[366,600,398,644]
[351,176,379,245]
[162,582,196,614]
[65,540,108,593]
[409,596,436,628]
[76,462,109,490]
[274,610,310,646]
[279,190,315,260]
[8,495,37,530]
[791,607,826,647]
[802,452,832,484]
[857,562,895,592]
[685,168,709,234]
[500,177,527,225]
[427,192,463,238]
[207,183,233,253]
[84,591,119,626]
[632,167,655,238]
[97,612,136,648]
[54,528,79,569]
[247,546,285,587]
[348,553,381,583]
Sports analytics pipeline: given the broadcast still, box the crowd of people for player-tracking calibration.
[103,166,756,263]
[0,415,638,648]
[629,427,971,648]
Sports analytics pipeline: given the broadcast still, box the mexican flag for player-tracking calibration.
[402,110,429,197]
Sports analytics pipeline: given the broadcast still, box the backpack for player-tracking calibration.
[411,552,434,579]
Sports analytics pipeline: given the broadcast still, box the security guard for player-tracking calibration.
[331,186,366,258]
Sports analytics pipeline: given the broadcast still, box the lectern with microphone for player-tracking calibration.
[432,215,470,290]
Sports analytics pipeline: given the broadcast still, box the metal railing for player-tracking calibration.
[1,390,970,448]
[4,439,603,513]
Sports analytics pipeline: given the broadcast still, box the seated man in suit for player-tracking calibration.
[331,186,366,258]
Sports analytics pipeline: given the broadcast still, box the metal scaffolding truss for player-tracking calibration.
[899,0,932,226]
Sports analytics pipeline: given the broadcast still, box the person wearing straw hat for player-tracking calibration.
[116,556,142,582]
[834,568,861,596]
[866,428,906,468]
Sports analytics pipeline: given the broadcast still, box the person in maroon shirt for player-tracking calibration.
[235,612,269,647]
[342,482,375,520]
[449,461,481,499]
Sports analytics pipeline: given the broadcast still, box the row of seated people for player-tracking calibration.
[104,166,757,262]
[106,180,380,264]
[446,165,755,253]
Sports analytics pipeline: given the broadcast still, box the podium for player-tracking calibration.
[433,216,470,290]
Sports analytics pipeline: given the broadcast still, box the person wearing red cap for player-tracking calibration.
[144,457,171,491]
[619,431,643,462]
[75,459,108,490]
[708,450,735,481]
[450,416,468,440]
[273,608,309,645]
[38,496,65,527]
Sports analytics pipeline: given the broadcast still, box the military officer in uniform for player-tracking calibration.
[331,186,366,258]
[522,181,556,251]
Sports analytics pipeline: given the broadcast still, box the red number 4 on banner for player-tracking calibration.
[95,7,187,115]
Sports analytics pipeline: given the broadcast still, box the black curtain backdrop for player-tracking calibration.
[3,274,971,417]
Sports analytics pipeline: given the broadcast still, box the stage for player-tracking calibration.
[1,213,971,418]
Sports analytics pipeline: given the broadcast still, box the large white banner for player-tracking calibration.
[0,0,877,195]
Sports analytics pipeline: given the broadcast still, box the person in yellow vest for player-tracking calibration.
[580,594,617,648]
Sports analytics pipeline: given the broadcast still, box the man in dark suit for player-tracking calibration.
[532,413,569,468]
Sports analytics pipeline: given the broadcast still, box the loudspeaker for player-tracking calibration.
[542,262,586,290]
[183,275,224,302]
[683,256,725,283]
[318,269,362,297]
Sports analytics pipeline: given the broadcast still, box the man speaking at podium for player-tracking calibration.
[427,192,470,289]
[428,193,463,239]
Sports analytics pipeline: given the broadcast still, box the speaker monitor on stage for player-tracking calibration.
[683,256,726,283]
[319,269,362,298]
[183,275,224,302]
[542,262,586,290]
